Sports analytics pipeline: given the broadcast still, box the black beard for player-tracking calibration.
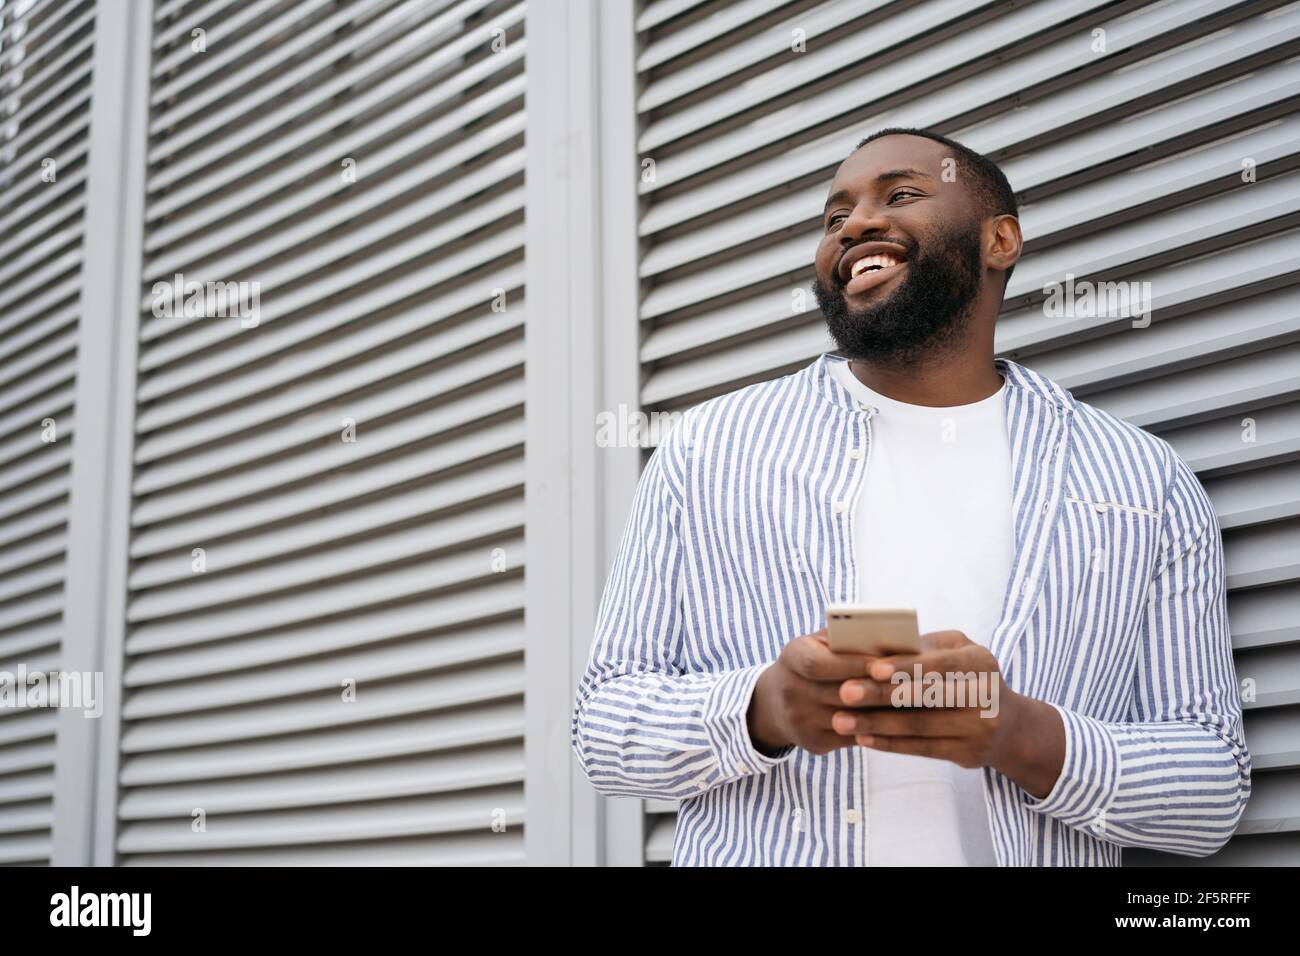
[814,225,984,369]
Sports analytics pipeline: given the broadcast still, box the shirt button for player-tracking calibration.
[833,501,846,514]
[849,449,863,461]
[1094,502,1109,514]
[696,780,708,790]
[845,808,861,825]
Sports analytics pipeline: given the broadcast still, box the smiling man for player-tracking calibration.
[572,128,1251,866]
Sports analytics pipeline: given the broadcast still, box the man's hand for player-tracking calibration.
[747,630,876,756]
[827,630,1066,798]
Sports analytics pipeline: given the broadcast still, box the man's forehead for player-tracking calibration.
[829,135,950,190]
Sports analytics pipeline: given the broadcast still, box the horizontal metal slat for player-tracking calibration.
[1235,769,1300,835]
[124,587,522,691]
[1228,583,1300,652]
[643,320,830,408]
[638,0,793,73]
[119,696,523,786]
[136,281,523,436]
[136,308,522,465]
[124,529,524,643]
[144,35,525,226]
[0,830,51,865]
[150,0,485,139]
[129,454,522,589]
[1088,344,1300,432]
[131,383,522,525]
[1244,705,1300,770]
[151,0,267,49]
[119,741,523,818]
[637,0,1243,194]
[145,105,524,280]
[0,616,61,663]
[638,0,712,33]
[136,254,522,403]
[119,658,523,752]
[131,416,522,555]
[115,786,524,854]
[124,618,523,721]
[151,0,338,84]
[120,829,524,866]
[147,0,518,174]
[138,197,525,364]
[142,149,525,327]
[133,336,523,484]
[1223,519,1300,592]
[0,0,93,74]
[125,495,522,621]
[637,0,1030,153]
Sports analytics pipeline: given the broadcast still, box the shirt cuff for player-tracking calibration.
[701,662,796,779]
[1018,702,1121,839]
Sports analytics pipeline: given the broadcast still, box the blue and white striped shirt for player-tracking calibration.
[572,353,1251,866]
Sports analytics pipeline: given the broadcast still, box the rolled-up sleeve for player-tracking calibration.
[571,416,794,800]
[1022,452,1251,857]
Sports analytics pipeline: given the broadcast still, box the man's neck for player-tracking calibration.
[843,351,1004,407]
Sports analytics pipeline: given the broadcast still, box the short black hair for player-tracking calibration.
[855,127,1019,289]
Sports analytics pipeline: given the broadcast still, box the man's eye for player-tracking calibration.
[827,213,848,229]
[890,190,921,202]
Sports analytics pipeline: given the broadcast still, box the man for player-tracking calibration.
[571,128,1251,866]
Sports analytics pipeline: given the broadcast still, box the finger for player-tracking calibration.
[866,647,993,682]
[855,734,969,762]
[790,635,879,681]
[831,707,976,738]
[919,630,970,651]
[834,678,895,708]
[867,672,995,709]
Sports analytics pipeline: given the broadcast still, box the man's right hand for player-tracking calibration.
[747,630,879,756]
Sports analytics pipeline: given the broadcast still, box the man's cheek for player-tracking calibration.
[814,244,835,276]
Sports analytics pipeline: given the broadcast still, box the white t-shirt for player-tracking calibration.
[830,358,1014,866]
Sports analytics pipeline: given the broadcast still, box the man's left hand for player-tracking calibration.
[830,630,1066,800]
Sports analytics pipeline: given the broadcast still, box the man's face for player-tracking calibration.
[813,135,987,368]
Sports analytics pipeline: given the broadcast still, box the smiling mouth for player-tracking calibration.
[836,242,910,288]
[849,252,904,280]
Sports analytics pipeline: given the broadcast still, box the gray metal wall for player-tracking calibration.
[630,0,1300,866]
[0,0,95,866]
[115,0,528,865]
[0,0,1295,867]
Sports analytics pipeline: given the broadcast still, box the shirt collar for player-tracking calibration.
[810,351,1076,417]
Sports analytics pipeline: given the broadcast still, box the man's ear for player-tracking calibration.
[986,214,1023,276]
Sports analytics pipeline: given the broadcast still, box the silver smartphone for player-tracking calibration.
[825,604,921,655]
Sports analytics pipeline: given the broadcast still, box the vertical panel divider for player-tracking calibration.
[53,0,152,867]
[523,0,644,865]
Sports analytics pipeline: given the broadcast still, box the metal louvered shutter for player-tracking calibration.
[0,0,95,867]
[633,0,1300,865]
[116,0,526,865]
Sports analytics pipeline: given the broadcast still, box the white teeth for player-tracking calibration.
[850,253,902,278]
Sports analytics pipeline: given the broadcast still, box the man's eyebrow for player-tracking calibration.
[823,189,854,211]
[823,169,936,211]
[876,167,935,184]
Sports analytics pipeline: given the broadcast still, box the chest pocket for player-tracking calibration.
[1033,495,1163,707]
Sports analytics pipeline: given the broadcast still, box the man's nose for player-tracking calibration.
[839,206,890,244]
